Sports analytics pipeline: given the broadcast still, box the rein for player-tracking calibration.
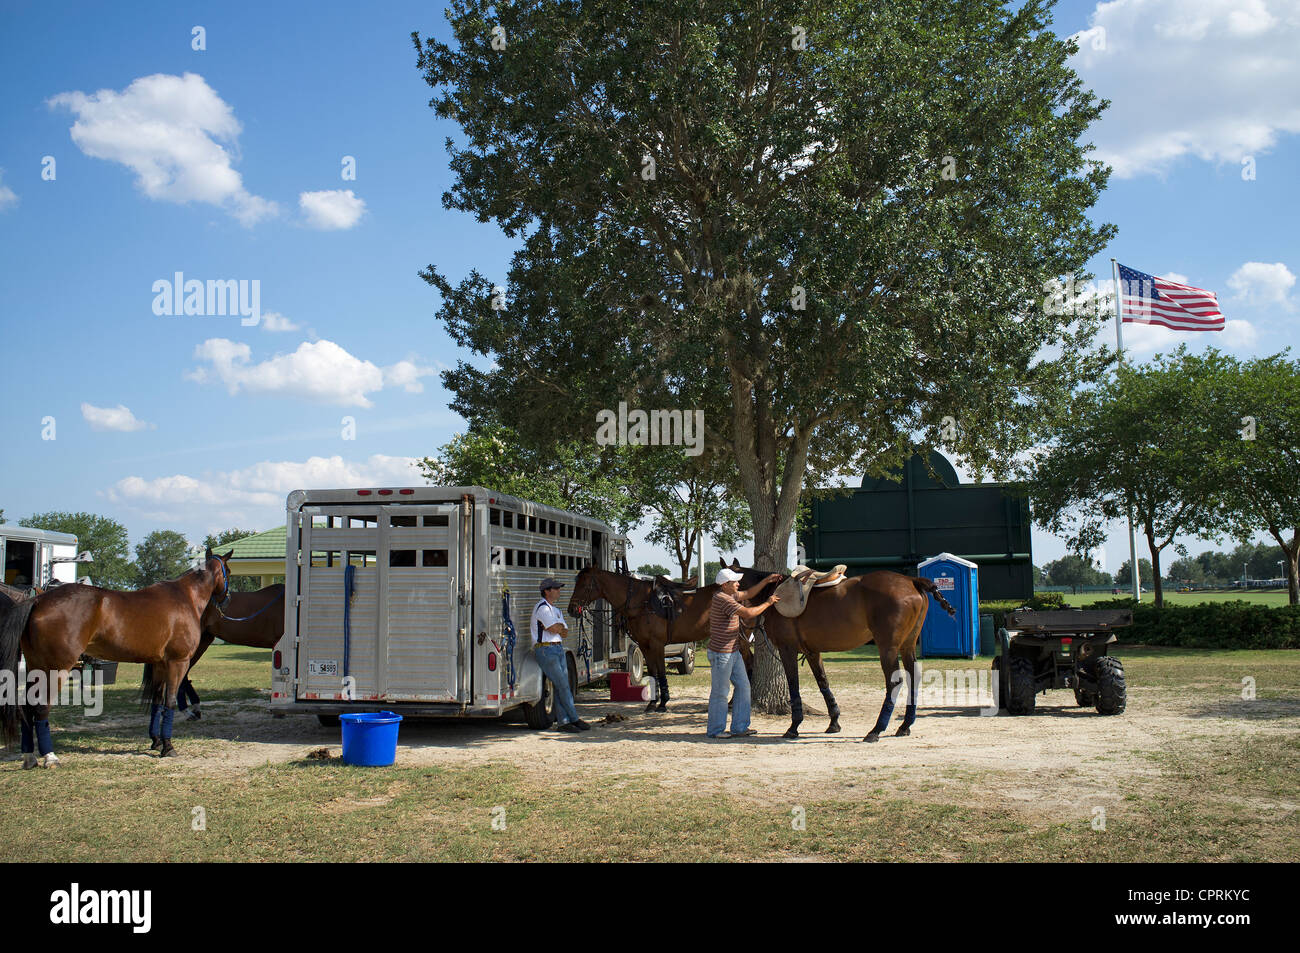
[215,588,285,623]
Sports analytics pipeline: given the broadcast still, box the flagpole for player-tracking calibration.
[1112,258,1142,603]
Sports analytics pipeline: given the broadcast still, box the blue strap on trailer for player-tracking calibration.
[501,588,517,690]
[343,564,355,681]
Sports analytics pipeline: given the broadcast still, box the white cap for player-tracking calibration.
[715,567,743,585]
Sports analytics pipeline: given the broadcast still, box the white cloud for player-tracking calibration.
[1121,317,1257,354]
[106,454,420,514]
[259,310,301,332]
[0,169,16,211]
[299,189,365,230]
[49,72,277,225]
[187,338,435,407]
[81,402,154,432]
[1227,261,1296,308]
[1070,0,1300,177]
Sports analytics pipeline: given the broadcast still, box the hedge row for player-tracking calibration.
[982,596,1300,650]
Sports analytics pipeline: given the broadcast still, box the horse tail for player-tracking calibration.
[0,597,38,746]
[911,577,956,617]
[139,662,160,707]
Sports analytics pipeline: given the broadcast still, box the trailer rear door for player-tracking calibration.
[296,504,464,703]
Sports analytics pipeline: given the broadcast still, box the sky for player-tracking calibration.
[1,0,1298,578]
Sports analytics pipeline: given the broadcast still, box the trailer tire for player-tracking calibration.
[523,675,555,730]
[675,644,695,676]
[1095,656,1126,715]
[317,714,339,727]
[1006,656,1037,715]
[626,643,645,684]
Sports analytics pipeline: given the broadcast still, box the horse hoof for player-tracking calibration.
[895,726,911,737]
[826,722,841,734]
[644,702,657,714]
[150,736,161,751]
[656,703,668,713]
[783,728,799,739]
[862,733,880,743]
[159,741,175,758]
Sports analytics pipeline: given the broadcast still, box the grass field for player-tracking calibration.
[1,643,1296,862]
[1059,589,1293,607]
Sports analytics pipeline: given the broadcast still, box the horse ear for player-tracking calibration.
[220,550,234,561]
[205,546,213,561]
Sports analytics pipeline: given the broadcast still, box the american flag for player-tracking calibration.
[1117,263,1224,331]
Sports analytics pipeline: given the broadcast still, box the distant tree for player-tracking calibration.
[1033,348,1238,606]
[20,511,133,588]
[636,563,672,578]
[703,561,723,587]
[133,531,192,588]
[1215,352,1300,603]
[204,528,255,550]
[0,508,6,524]
[1043,554,1109,590]
[641,457,752,582]
[1115,558,1153,588]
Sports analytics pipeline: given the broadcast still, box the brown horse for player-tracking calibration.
[726,559,955,741]
[1,550,233,762]
[566,567,752,713]
[139,583,286,718]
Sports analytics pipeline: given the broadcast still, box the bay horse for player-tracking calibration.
[725,559,955,741]
[139,583,285,723]
[566,567,753,713]
[1,550,233,763]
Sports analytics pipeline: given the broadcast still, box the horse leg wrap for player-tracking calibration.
[869,697,896,737]
[790,694,804,727]
[34,719,54,756]
[149,703,163,739]
[902,703,917,727]
[658,674,670,708]
[160,706,175,741]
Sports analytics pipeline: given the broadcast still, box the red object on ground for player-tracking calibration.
[609,672,651,702]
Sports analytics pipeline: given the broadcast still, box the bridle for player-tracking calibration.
[208,557,232,610]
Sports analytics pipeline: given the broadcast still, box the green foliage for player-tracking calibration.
[983,591,1065,627]
[1115,557,1152,587]
[1043,554,1110,587]
[133,530,193,588]
[636,563,671,578]
[641,459,752,579]
[204,528,255,550]
[414,0,1116,572]
[19,511,133,588]
[1084,599,1300,650]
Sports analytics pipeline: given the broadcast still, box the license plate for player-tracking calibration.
[309,659,339,677]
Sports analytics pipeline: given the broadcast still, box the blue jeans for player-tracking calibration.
[535,643,580,726]
[707,649,750,735]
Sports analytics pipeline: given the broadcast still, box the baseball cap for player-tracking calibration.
[539,577,565,592]
[715,567,743,584]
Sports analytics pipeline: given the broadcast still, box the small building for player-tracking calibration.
[214,526,288,588]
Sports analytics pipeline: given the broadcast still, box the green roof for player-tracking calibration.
[221,526,287,561]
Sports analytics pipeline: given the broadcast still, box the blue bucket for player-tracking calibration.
[339,711,403,766]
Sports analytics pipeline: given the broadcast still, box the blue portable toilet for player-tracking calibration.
[917,553,979,658]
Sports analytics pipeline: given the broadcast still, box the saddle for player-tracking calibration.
[648,577,696,622]
[773,565,847,618]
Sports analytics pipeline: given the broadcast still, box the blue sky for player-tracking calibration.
[1,0,1297,577]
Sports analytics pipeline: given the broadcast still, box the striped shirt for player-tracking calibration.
[708,591,743,653]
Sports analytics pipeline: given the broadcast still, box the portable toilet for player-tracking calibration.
[917,553,979,658]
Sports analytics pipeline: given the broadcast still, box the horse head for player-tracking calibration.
[567,565,602,615]
[203,549,234,607]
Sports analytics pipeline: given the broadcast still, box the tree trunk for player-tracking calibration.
[1146,533,1164,608]
[748,522,792,715]
[1268,527,1299,607]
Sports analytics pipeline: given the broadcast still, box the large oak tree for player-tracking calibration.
[415,0,1114,709]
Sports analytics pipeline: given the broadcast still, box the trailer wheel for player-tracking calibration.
[316,714,339,727]
[522,675,555,730]
[675,644,695,676]
[1095,656,1126,715]
[1006,656,1037,715]
[626,643,645,684]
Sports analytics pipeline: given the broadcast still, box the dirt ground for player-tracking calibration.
[82,679,1299,820]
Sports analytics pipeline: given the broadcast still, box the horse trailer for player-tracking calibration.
[1,525,84,591]
[270,486,628,727]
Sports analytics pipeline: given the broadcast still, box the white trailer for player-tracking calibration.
[0,525,82,590]
[270,485,628,727]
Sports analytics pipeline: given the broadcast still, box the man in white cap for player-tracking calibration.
[707,567,781,737]
[531,577,590,733]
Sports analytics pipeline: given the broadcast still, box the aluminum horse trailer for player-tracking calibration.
[270,486,627,727]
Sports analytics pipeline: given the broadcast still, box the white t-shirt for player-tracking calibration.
[530,598,565,646]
